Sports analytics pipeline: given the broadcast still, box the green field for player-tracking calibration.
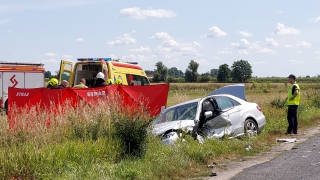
[1,82,320,179]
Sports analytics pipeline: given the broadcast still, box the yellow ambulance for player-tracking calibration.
[59,58,150,87]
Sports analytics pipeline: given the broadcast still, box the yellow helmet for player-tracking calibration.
[107,79,114,85]
[115,79,122,84]
[48,78,59,86]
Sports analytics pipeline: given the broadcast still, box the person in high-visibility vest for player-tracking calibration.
[74,78,88,88]
[286,74,300,135]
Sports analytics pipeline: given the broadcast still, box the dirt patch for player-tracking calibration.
[201,125,320,180]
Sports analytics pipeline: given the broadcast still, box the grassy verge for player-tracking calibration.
[1,82,320,179]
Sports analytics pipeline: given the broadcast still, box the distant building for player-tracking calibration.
[147,74,154,79]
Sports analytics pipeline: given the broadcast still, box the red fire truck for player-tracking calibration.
[0,62,45,114]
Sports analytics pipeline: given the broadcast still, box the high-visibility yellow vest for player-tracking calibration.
[73,84,88,88]
[287,83,300,105]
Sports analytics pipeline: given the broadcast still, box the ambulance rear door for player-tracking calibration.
[59,60,74,86]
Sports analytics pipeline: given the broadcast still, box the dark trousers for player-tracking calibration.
[287,105,298,134]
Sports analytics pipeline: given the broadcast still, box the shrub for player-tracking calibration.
[113,115,151,158]
[270,98,286,109]
[200,76,210,82]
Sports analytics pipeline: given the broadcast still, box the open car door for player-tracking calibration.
[194,97,234,139]
[59,60,73,86]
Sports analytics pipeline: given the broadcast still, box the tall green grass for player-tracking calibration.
[1,82,320,179]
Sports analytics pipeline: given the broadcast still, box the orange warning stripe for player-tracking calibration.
[0,67,44,71]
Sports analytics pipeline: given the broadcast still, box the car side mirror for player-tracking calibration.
[204,111,213,119]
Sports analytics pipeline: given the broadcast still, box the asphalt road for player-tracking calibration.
[231,133,320,180]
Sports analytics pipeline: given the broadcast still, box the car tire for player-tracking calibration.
[244,119,258,137]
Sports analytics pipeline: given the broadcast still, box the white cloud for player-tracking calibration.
[297,50,302,54]
[122,54,137,60]
[218,50,232,55]
[107,34,137,46]
[265,38,279,47]
[149,32,173,40]
[309,16,320,23]
[297,41,311,48]
[154,43,202,58]
[129,46,151,53]
[0,19,11,25]
[197,59,209,66]
[109,54,118,60]
[75,38,84,42]
[231,39,259,50]
[193,41,201,48]
[45,52,58,57]
[42,59,58,63]
[274,23,300,35]
[284,44,294,48]
[239,30,253,37]
[162,39,180,47]
[62,55,73,58]
[119,7,176,19]
[206,26,227,38]
[136,55,157,62]
[237,50,250,54]
[213,56,219,59]
[288,59,303,64]
[315,51,320,55]
[257,48,276,55]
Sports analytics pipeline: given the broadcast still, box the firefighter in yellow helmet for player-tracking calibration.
[115,79,122,85]
[47,78,63,89]
[107,79,114,85]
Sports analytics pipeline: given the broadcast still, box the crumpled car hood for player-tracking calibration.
[152,120,195,136]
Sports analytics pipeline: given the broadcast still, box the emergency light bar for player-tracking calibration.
[77,58,112,61]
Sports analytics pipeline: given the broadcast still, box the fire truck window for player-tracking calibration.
[61,72,70,83]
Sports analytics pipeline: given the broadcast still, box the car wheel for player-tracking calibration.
[161,131,180,145]
[244,119,258,137]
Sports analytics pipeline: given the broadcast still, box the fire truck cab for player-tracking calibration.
[59,58,150,87]
[0,62,45,114]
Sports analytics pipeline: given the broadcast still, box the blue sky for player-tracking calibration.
[1,0,320,77]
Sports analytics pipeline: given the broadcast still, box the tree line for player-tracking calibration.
[147,59,253,83]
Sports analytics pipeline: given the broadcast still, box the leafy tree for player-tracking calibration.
[145,70,154,75]
[152,61,168,82]
[231,59,253,82]
[45,71,52,78]
[168,67,184,78]
[210,69,218,77]
[200,76,210,82]
[185,60,200,82]
[201,69,218,77]
[217,64,231,82]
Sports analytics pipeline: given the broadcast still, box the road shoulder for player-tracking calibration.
[204,125,320,180]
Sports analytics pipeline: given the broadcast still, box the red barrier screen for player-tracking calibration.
[8,84,169,129]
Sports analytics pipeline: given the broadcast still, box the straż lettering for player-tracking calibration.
[16,92,29,96]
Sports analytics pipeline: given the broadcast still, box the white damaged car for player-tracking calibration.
[151,84,266,144]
